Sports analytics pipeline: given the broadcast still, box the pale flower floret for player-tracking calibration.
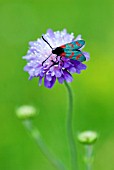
[78,131,98,145]
[16,105,37,119]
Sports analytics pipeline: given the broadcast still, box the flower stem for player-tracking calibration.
[84,145,93,170]
[64,81,78,170]
[23,119,66,170]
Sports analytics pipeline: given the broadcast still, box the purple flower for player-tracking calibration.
[23,29,90,88]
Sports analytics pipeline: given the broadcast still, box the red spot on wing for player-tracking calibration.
[60,45,66,48]
[76,41,81,47]
[69,43,74,48]
[76,54,82,60]
[69,52,74,59]
[61,52,66,56]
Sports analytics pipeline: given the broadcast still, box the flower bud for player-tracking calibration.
[77,131,98,145]
[16,105,37,119]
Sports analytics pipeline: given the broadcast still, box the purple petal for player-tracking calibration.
[23,55,35,61]
[63,70,73,82]
[44,76,56,88]
[29,41,37,46]
[75,34,82,41]
[58,76,65,84]
[51,71,55,76]
[70,60,80,66]
[24,65,31,71]
[76,69,81,74]
[63,62,70,68]
[78,63,87,70]
[55,69,62,78]
[69,67,76,73]
[83,52,90,61]
[29,76,33,80]
[76,63,87,74]
[47,29,55,38]
[28,68,35,77]
[39,76,43,86]
[46,74,52,81]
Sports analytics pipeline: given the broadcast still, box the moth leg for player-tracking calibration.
[55,55,58,61]
[60,56,64,66]
[49,60,59,69]
[51,60,59,66]
[50,55,59,65]
[55,55,63,64]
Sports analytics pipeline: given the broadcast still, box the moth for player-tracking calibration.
[42,36,86,65]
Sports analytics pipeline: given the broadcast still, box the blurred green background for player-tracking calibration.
[0,0,114,169]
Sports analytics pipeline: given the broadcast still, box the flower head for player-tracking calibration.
[16,105,37,119]
[77,131,98,145]
[23,29,90,88]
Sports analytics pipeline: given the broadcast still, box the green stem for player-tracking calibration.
[64,81,78,170]
[23,119,66,170]
[85,145,93,170]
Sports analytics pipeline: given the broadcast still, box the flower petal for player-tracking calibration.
[54,68,62,77]
[39,76,43,86]
[76,63,87,74]
[83,52,90,61]
[63,70,73,82]
[75,34,82,41]
[44,76,56,88]
[58,76,65,84]
[69,67,76,73]
[46,74,52,81]
[47,29,55,38]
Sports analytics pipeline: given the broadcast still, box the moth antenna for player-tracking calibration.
[42,53,52,66]
[42,36,53,49]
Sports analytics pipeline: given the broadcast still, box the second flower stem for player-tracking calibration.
[23,119,66,170]
[85,145,93,170]
[64,81,78,170]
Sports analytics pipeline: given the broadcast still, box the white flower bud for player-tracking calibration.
[78,131,98,145]
[16,105,37,119]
